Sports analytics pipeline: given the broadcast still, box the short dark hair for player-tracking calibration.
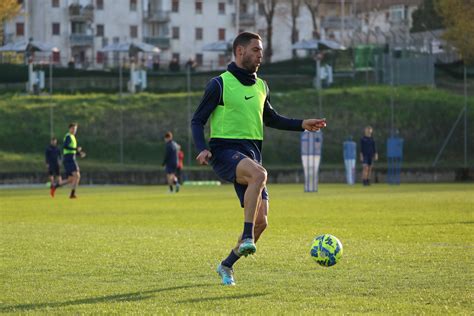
[51,137,57,141]
[233,32,262,56]
[69,123,78,128]
[164,131,173,139]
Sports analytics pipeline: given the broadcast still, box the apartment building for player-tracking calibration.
[2,0,421,69]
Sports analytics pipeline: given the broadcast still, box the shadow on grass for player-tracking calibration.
[177,292,269,304]
[396,221,474,226]
[1,283,211,312]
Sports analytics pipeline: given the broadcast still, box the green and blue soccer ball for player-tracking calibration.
[310,234,343,267]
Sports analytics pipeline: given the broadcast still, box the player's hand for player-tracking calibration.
[79,151,86,158]
[374,153,379,161]
[302,118,327,131]
[196,149,212,165]
[77,146,82,152]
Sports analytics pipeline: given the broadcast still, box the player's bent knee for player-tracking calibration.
[252,168,267,186]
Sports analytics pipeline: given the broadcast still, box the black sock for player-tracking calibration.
[169,185,173,191]
[221,250,241,268]
[70,189,75,196]
[242,222,254,240]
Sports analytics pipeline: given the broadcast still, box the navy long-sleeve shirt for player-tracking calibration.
[162,140,178,168]
[360,136,377,157]
[45,145,61,166]
[191,62,304,153]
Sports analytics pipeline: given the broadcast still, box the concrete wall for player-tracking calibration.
[1,168,472,185]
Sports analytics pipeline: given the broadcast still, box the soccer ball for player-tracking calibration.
[310,234,343,267]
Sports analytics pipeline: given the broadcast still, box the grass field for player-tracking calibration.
[1,184,472,314]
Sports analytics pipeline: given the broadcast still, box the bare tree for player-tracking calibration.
[304,0,322,39]
[289,0,302,58]
[256,0,279,63]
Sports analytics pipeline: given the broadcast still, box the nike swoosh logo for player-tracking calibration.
[244,96,254,100]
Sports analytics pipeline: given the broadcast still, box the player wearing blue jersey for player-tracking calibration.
[360,126,378,186]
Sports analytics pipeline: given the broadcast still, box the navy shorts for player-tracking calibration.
[210,147,269,208]
[63,155,79,177]
[165,165,177,174]
[362,155,373,166]
[48,164,60,176]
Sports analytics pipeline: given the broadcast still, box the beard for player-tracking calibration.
[242,54,259,73]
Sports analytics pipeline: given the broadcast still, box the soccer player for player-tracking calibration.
[360,126,378,186]
[176,144,184,184]
[191,32,327,286]
[45,137,62,197]
[162,131,180,193]
[51,123,85,198]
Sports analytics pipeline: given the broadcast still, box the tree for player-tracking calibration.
[256,0,279,63]
[437,0,474,64]
[303,0,321,39]
[411,0,444,33]
[289,0,301,58]
[0,0,21,44]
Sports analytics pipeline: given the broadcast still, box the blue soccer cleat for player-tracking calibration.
[216,264,235,286]
[238,238,257,257]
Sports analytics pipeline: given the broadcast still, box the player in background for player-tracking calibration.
[51,123,85,198]
[162,131,180,193]
[192,32,327,286]
[45,137,62,197]
[360,126,378,186]
[176,144,184,184]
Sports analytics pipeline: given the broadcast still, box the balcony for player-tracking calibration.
[143,10,170,23]
[231,13,256,26]
[70,34,94,46]
[69,4,94,22]
[144,37,170,49]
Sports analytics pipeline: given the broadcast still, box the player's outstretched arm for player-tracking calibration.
[302,118,327,131]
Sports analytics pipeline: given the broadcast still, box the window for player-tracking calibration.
[195,53,203,66]
[16,23,24,36]
[52,0,59,8]
[52,23,60,35]
[195,27,203,40]
[96,24,104,37]
[130,25,138,38]
[218,54,227,67]
[172,26,180,39]
[218,2,225,15]
[130,0,137,11]
[171,0,179,12]
[218,28,225,41]
[71,22,86,34]
[240,2,247,14]
[96,0,103,10]
[195,1,202,14]
[97,51,104,64]
[389,5,405,22]
[102,37,109,47]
